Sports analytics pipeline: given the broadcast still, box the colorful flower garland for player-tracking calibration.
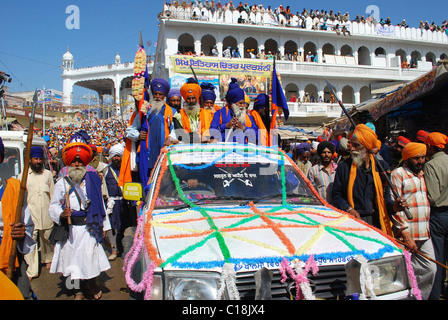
[123,144,419,300]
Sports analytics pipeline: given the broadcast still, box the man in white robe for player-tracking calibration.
[49,137,110,300]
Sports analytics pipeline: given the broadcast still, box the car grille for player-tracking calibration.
[235,265,347,300]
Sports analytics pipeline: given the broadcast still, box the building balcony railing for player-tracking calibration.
[161,6,448,45]
[286,102,347,118]
[276,60,429,81]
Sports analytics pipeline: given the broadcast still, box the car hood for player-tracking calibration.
[149,203,403,271]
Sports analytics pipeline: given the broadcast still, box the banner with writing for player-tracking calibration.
[376,24,395,36]
[170,55,273,77]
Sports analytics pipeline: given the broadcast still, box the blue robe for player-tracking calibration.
[84,171,107,243]
[138,104,176,189]
[210,106,259,144]
[104,167,123,232]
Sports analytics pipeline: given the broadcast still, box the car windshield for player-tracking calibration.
[154,152,322,208]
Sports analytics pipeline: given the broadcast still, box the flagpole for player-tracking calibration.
[43,85,46,135]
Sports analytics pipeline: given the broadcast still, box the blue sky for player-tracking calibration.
[0,0,446,102]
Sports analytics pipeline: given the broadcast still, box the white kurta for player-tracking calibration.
[49,177,111,280]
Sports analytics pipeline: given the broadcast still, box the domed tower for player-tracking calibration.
[62,47,74,71]
[62,48,74,107]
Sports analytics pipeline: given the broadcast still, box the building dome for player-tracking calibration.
[63,48,73,61]
[62,48,74,70]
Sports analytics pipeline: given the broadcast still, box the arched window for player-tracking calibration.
[358,46,371,65]
[178,33,195,54]
[342,85,354,104]
[264,38,278,55]
[244,37,258,55]
[304,84,318,102]
[285,83,298,101]
[395,49,407,63]
[322,43,335,56]
[425,52,436,65]
[374,47,386,56]
[223,36,238,52]
[340,45,353,56]
[360,86,372,103]
[284,40,298,56]
[201,34,217,56]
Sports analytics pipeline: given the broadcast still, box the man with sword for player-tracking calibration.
[325,79,409,236]
[48,134,111,300]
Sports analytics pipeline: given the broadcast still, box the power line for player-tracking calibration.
[0,58,30,91]
[0,51,59,68]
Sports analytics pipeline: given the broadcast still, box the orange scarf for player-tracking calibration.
[347,155,393,236]
[0,271,23,299]
[119,100,174,187]
[249,110,268,146]
[180,108,213,136]
[0,178,21,273]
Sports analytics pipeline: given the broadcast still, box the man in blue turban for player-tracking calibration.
[125,78,176,189]
[210,78,260,144]
[167,88,182,112]
[18,145,55,281]
[200,82,219,112]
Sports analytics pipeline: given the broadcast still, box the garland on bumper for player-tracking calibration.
[123,144,419,300]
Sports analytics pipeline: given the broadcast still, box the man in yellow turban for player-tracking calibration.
[423,132,448,299]
[390,142,436,299]
[331,124,400,236]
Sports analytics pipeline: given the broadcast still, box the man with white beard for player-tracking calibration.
[210,78,260,144]
[171,78,213,144]
[331,124,402,236]
[122,78,176,189]
[49,136,111,300]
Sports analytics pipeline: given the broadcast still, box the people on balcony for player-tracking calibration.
[162,2,447,34]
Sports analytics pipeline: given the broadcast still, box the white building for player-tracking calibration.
[61,48,154,115]
[152,4,448,128]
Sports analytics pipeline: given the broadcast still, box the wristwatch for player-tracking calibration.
[346,207,353,213]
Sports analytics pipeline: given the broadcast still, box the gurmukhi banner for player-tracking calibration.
[170,55,273,77]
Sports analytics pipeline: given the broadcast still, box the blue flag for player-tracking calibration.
[270,65,289,129]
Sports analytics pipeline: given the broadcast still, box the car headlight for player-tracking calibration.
[165,272,221,300]
[368,256,410,296]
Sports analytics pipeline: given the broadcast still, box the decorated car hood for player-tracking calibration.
[149,203,403,271]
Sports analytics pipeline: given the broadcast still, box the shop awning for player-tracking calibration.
[324,61,448,129]
[277,125,322,140]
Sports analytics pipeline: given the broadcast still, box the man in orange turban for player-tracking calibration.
[332,124,399,236]
[62,141,93,167]
[50,134,111,300]
[172,78,212,143]
[423,132,448,299]
[180,78,202,102]
[416,130,430,143]
[390,142,436,299]
[425,132,448,149]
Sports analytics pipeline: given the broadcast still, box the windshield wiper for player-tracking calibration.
[172,196,254,210]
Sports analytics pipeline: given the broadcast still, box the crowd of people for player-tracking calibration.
[163,1,448,35]
[288,126,448,300]
[1,74,448,301]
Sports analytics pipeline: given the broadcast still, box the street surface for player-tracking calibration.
[30,256,129,300]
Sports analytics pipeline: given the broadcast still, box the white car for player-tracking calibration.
[123,142,418,300]
[0,130,48,185]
